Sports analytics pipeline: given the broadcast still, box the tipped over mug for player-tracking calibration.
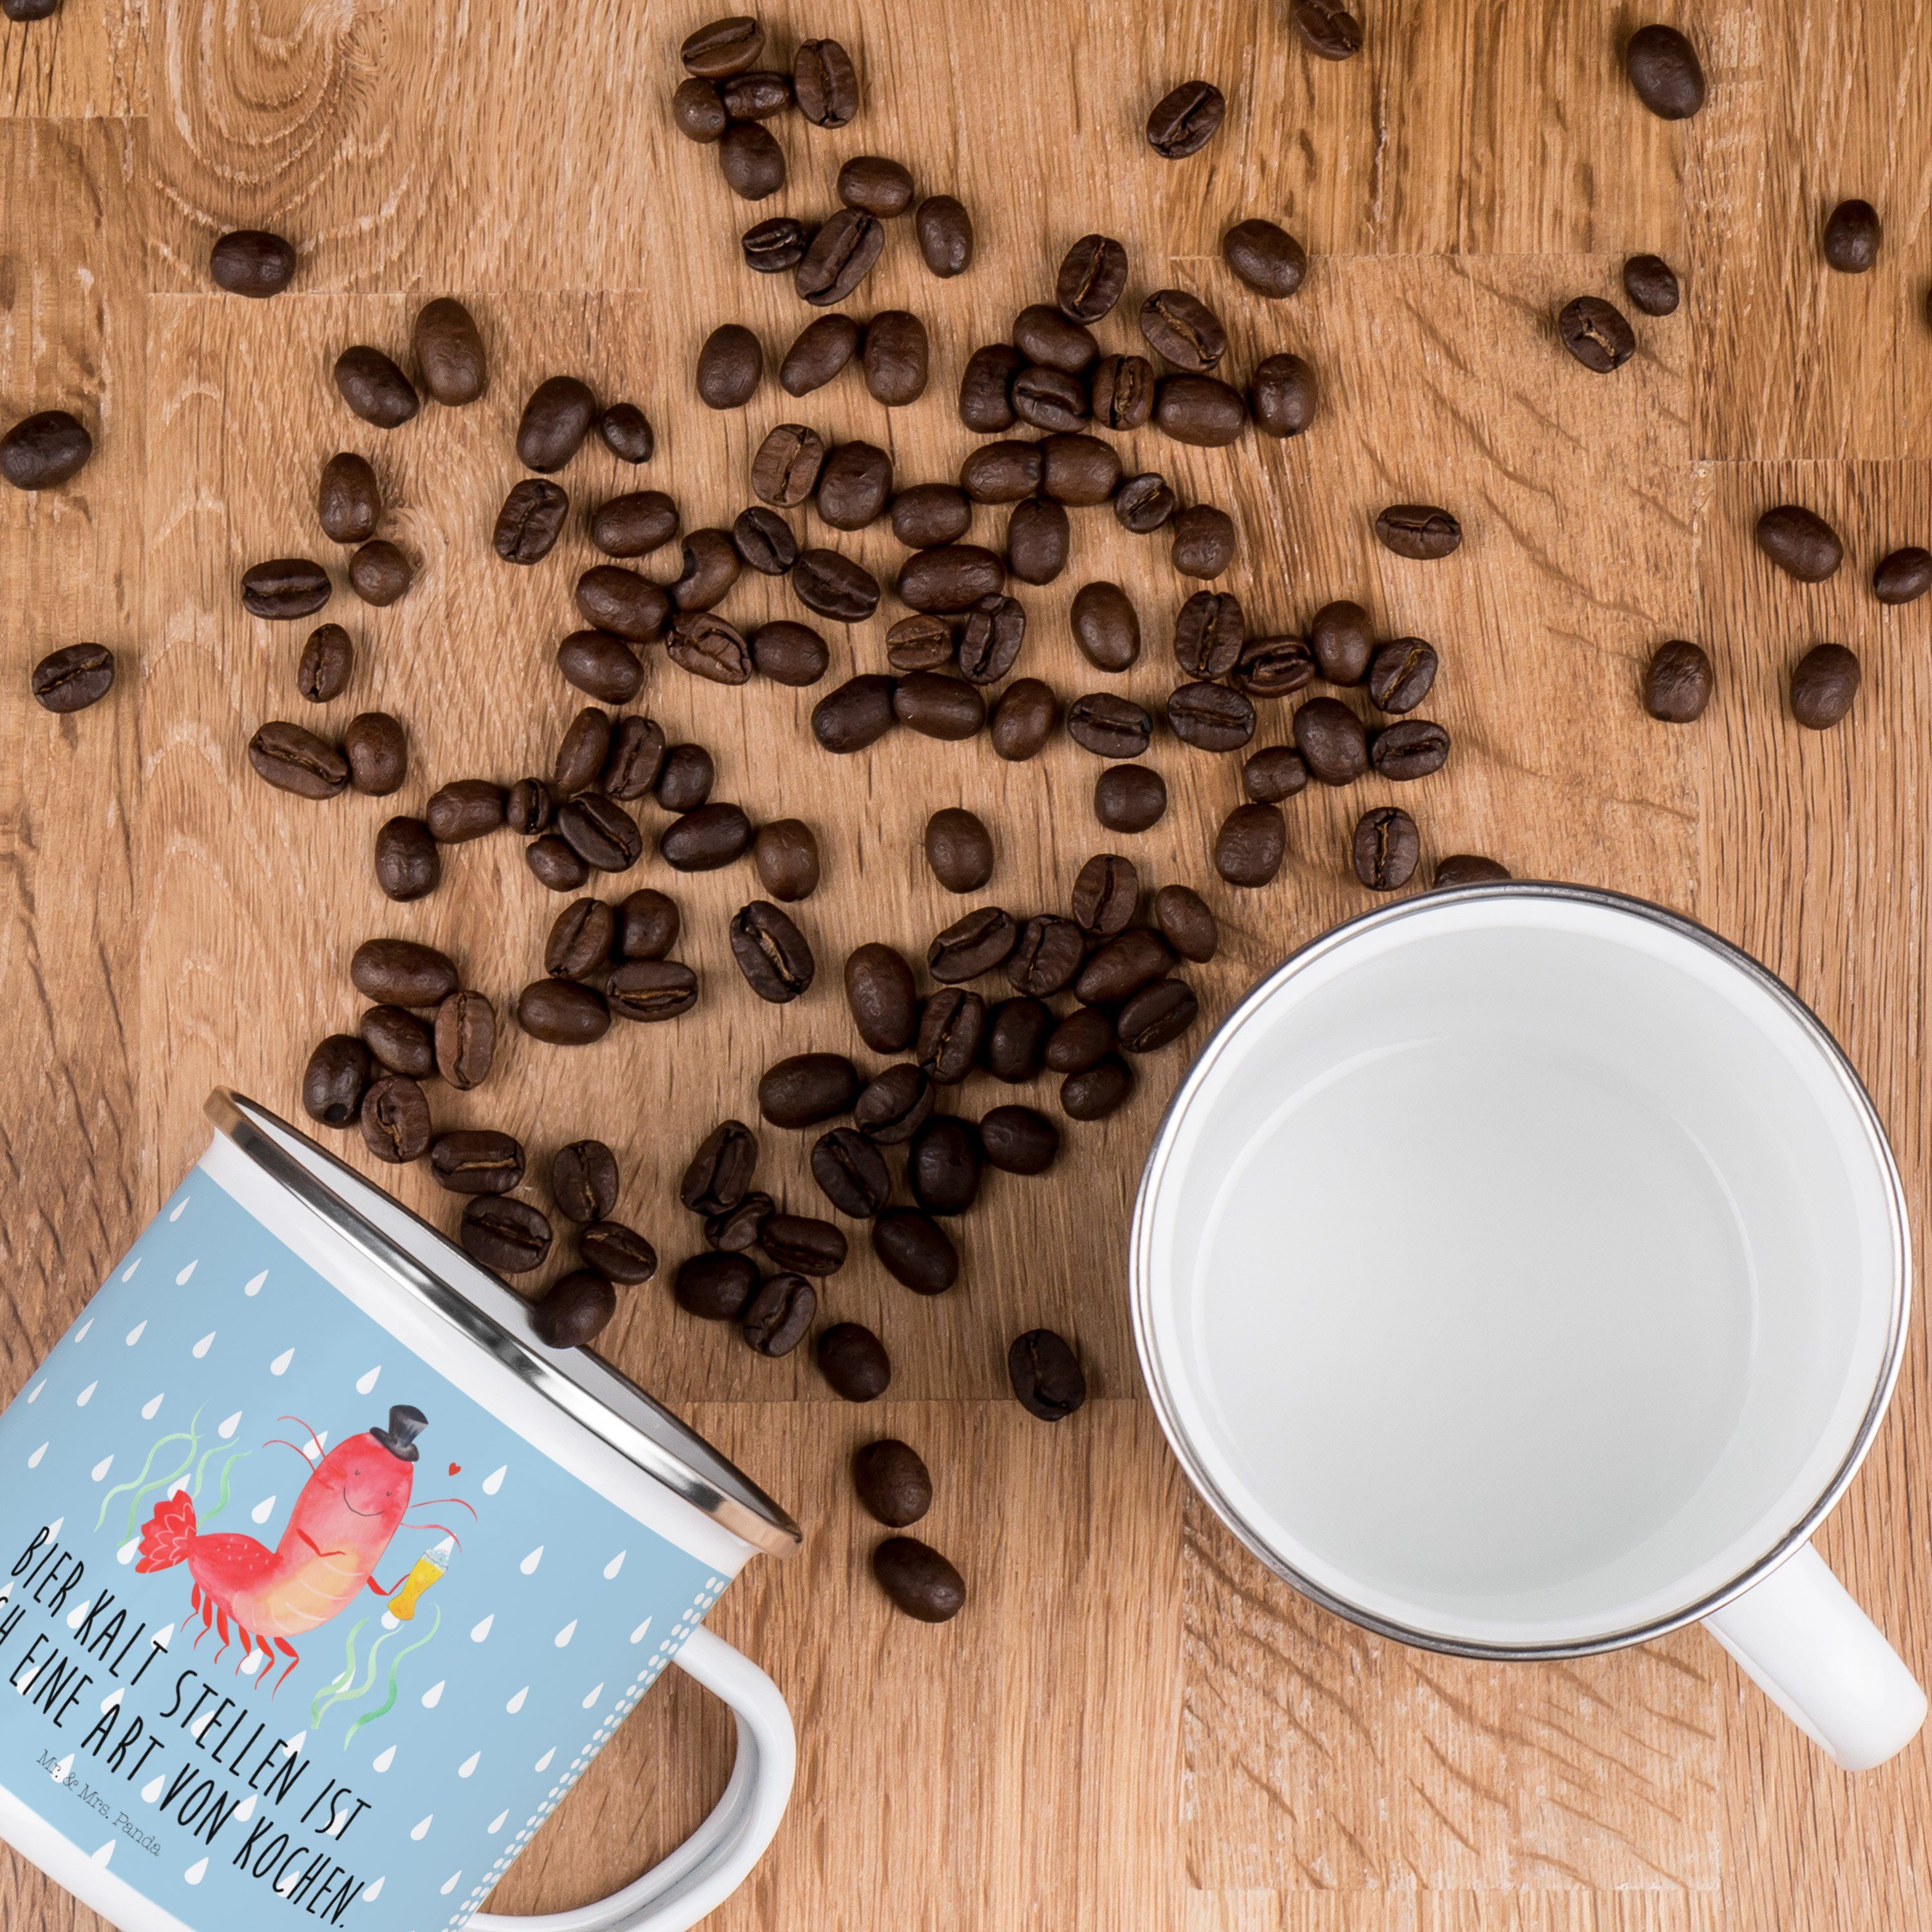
[1134,883,1926,1770]
[0,1092,799,1932]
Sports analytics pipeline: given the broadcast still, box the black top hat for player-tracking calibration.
[370,1405,427,1463]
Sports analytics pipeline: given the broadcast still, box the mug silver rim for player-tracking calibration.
[1128,880,1913,1661]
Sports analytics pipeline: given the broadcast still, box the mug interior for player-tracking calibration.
[1135,889,1906,1651]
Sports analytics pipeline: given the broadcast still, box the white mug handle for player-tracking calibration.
[1703,1542,1926,1770]
[471,1627,795,1932]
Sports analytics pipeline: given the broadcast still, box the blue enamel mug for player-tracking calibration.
[0,1092,800,1932]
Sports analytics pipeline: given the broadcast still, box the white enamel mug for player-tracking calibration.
[1132,883,1926,1770]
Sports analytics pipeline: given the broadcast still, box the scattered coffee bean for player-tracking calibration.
[731,901,815,1002]
[533,1272,618,1348]
[1291,0,1363,57]
[1625,24,1705,118]
[718,119,786,200]
[838,154,914,220]
[862,311,929,406]
[607,959,699,1021]
[796,208,884,305]
[676,1251,759,1321]
[374,816,439,901]
[673,75,728,140]
[958,594,1027,683]
[846,943,920,1051]
[0,408,90,491]
[761,1213,848,1278]
[1056,234,1129,323]
[348,536,412,607]
[1067,692,1153,758]
[696,323,762,408]
[915,195,974,277]
[1173,591,1243,677]
[1094,763,1168,832]
[1092,356,1156,431]
[303,1035,370,1128]
[526,835,590,893]
[655,742,714,811]
[978,1104,1058,1175]
[1045,1005,1115,1075]
[209,229,296,298]
[1117,977,1199,1052]
[958,343,1025,432]
[855,1063,936,1144]
[1231,633,1314,700]
[589,489,678,559]
[554,707,613,797]
[1294,696,1370,783]
[1558,296,1636,373]
[1353,806,1421,889]
[1153,374,1248,446]
[708,1191,774,1251]
[343,710,407,795]
[1140,289,1226,372]
[1222,218,1307,297]
[1623,254,1681,316]
[812,1127,892,1217]
[1146,79,1226,158]
[760,1053,861,1128]
[1070,581,1141,672]
[681,14,762,77]
[1008,1329,1087,1419]
[1155,884,1219,961]
[412,296,486,403]
[873,1536,966,1622]
[1061,1054,1134,1119]
[743,214,810,271]
[668,611,753,685]
[248,720,347,798]
[853,1439,932,1526]
[516,977,611,1045]
[1011,363,1090,433]
[574,564,670,641]
[1075,929,1173,1007]
[990,678,1057,761]
[30,642,115,714]
[1756,504,1842,582]
[1041,433,1122,505]
[1215,802,1287,887]
[960,441,1043,504]
[818,441,895,531]
[659,801,752,871]
[873,1207,959,1294]
[1790,643,1861,729]
[746,820,817,902]
[616,889,679,961]
[813,674,898,752]
[1823,199,1881,273]
[435,990,495,1089]
[679,1121,757,1218]
[461,1196,553,1274]
[890,486,971,551]
[556,791,643,872]
[669,529,743,611]
[917,989,986,1084]
[333,348,419,430]
[493,478,568,564]
[360,1003,434,1078]
[909,1115,981,1216]
[317,452,380,546]
[742,1273,816,1356]
[895,670,985,740]
[1015,305,1099,374]
[793,547,881,621]
[1375,504,1461,559]
[1643,640,1714,722]
[298,623,354,702]
[929,907,1019,984]
[818,1321,889,1401]
[1005,916,1085,997]
[1239,744,1308,804]
[1169,681,1257,752]
[1367,638,1439,714]
[1308,600,1373,683]
[361,1074,431,1163]
[242,557,331,620]
[545,898,616,978]
[793,35,859,124]
[601,723,668,799]
[598,402,654,462]
[1070,854,1137,936]
[1434,854,1511,887]
[556,630,643,705]
[1250,354,1318,437]
[580,1220,658,1285]
[984,998,1053,1082]
[719,67,791,117]
[1873,547,1932,605]
[1171,504,1236,579]
[518,375,597,472]
[752,620,830,687]
[1006,495,1070,585]
[429,1129,524,1196]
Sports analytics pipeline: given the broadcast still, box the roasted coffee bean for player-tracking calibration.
[1071,853,1138,936]
[360,1074,431,1164]
[209,228,296,298]
[607,959,699,1021]
[1367,638,1438,714]
[706,1191,773,1251]
[760,1213,848,1278]
[1643,640,1713,722]
[752,621,831,686]
[1171,504,1236,579]
[1005,916,1084,996]
[1756,504,1842,582]
[1154,374,1247,446]
[1623,254,1681,316]
[333,348,419,430]
[1075,928,1173,1005]
[554,707,613,796]
[598,402,654,462]
[719,67,791,117]
[1222,216,1307,297]
[793,36,860,124]
[516,977,610,1045]
[731,900,815,1002]
[580,1220,658,1285]
[1067,692,1153,758]
[1231,633,1314,701]
[1009,1329,1087,1421]
[929,907,1019,983]
[1557,296,1636,374]
[908,1116,981,1217]
[674,75,728,141]
[518,375,597,471]
[526,835,590,892]
[1626,23,1705,117]
[348,538,412,607]
[656,744,711,810]
[30,642,115,713]
[817,441,894,530]
[556,630,643,705]
[750,820,819,903]
[717,120,786,199]
[753,422,828,504]
[576,564,670,640]
[760,1052,861,1128]
[1141,289,1226,372]
[553,1141,620,1224]
[435,989,495,1089]
[1309,601,1373,683]
[343,710,408,794]
[741,1273,816,1356]
[895,670,986,740]
[812,1127,893,1217]
[668,611,753,685]
[430,1130,524,1196]
[679,1122,757,1220]
[556,791,642,872]
[1045,1005,1115,1075]
[461,1196,553,1274]
[1146,79,1225,158]
[493,477,568,564]
[1251,353,1319,437]
[425,779,505,842]
[1435,853,1512,887]
[1790,643,1861,729]
[853,1440,931,1526]
[915,195,974,277]
[532,1271,617,1347]
[838,154,915,218]
[960,440,1044,504]
[984,998,1053,1082]
[792,548,881,621]
[696,324,762,409]
[681,14,761,75]
[812,674,897,752]
[887,485,968,551]
[846,943,920,1052]
[0,408,88,491]
[1070,581,1141,673]
[589,490,679,558]
[1014,304,1099,374]
[248,721,348,798]
[242,557,331,620]
[1094,763,1168,832]
[884,618,954,677]
[614,889,678,963]
[1215,802,1287,887]
[1168,681,1256,752]
[1353,806,1420,889]
[1875,547,1932,605]
[873,1535,966,1620]
[873,1208,959,1294]
[916,989,986,1084]
[1172,591,1242,677]
[296,623,353,703]
[1061,1054,1134,1121]
[317,452,380,545]
[546,898,616,978]
[412,296,486,404]
[743,214,809,272]
[303,1035,370,1127]
[675,1251,759,1321]
[1010,365,1090,433]
[1243,744,1311,804]
[1293,696,1368,783]
[1090,354,1155,431]
[819,1322,889,1401]
[670,529,743,611]
[374,815,439,901]
[958,343,1025,432]
[1155,883,1219,963]
[1370,719,1450,782]
[659,801,752,871]
[958,594,1027,683]
[990,678,1057,761]
[1118,978,1199,1053]
[360,1003,435,1077]
[980,1103,1059,1174]
[1375,504,1461,560]
[795,209,883,304]
[1056,234,1129,323]
[1005,497,1070,585]
[862,311,929,406]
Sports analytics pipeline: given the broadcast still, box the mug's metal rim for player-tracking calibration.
[1128,880,1913,1662]
[205,1090,803,1559]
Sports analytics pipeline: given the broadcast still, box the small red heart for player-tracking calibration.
[448,1463,461,1476]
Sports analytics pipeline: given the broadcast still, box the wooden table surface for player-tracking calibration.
[5,0,1931,1925]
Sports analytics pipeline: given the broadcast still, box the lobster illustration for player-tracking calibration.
[136,1405,469,1692]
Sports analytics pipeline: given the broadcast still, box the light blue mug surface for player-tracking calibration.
[0,1167,726,1931]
